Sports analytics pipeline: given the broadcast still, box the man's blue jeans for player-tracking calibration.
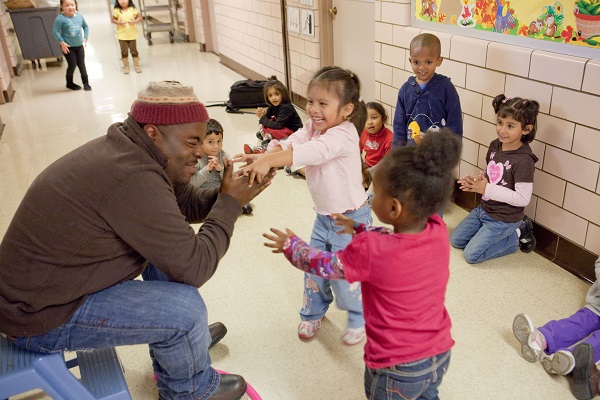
[302,201,372,329]
[449,205,520,264]
[364,351,451,400]
[12,263,218,400]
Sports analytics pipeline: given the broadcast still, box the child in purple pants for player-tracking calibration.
[513,255,600,400]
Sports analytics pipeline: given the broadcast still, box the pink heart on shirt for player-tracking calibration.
[487,161,504,185]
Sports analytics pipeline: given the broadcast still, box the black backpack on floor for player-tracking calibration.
[225,79,267,113]
[225,79,268,113]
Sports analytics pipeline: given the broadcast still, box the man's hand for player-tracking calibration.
[240,156,276,186]
[220,160,275,206]
[263,228,295,253]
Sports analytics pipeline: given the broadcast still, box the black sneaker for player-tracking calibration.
[284,166,300,176]
[261,139,271,146]
[573,343,600,400]
[66,82,81,90]
[242,203,253,214]
[83,84,92,91]
[255,131,263,140]
[518,216,536,253]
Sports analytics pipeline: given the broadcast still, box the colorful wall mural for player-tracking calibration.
[416,1,600,48]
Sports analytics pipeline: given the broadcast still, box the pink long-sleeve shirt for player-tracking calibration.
[277,119,367,215]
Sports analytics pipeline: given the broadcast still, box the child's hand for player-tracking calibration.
[59,42,70,54]
[458,173,488,194]
[255,107,266,118]
[241,157,272,186]
[332,213,356,235]
[210,156,224,172]
[231,153,259,166]
[263,228,296,253]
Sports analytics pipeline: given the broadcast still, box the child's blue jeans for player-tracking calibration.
[364,350,451,400]
[301,201,372,329]
[449,205,520,264]
[12,263,218,400]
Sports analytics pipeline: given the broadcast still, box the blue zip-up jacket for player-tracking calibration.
[392,73,463,147]
[53,13,89,47]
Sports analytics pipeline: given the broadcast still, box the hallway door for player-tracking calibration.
[328,0,375,102]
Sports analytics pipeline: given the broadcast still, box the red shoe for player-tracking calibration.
[243,144,266,154]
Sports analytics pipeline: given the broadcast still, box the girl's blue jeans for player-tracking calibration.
[12,263,218,400]
[449,205,520,264]
[302,201,372,329]
[364,351,451,400]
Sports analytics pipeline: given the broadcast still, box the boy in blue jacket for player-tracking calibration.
[393,33,462,146]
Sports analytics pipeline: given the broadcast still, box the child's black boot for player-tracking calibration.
[518,215,536,253]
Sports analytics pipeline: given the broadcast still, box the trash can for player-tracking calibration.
[8,3,63,67]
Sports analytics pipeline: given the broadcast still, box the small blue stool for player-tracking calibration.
[0,335,132,400]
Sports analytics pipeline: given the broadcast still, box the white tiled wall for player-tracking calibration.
[213,0,287,83]
[374,3,600,255]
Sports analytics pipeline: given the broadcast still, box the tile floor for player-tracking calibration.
[0,1,593,398]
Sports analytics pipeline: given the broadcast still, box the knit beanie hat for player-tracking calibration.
[130,81,209,125]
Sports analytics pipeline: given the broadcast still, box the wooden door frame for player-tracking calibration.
[320,0,333,67]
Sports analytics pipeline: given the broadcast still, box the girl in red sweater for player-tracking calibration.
[264,129,461,400]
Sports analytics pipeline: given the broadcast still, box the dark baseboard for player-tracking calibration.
[218,54,267,82]
[291,91,307,110]
[452,183,598,283]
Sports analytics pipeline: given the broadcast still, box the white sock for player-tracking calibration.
[516,228,521,237]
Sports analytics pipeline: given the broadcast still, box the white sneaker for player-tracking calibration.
[298,319,321,340]
[342,326,366,346]
[513,313,547,362]
[541,350,575,375]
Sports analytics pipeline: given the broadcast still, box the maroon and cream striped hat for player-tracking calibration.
[130,81,209,125]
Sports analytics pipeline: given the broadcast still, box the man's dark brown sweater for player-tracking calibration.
[0,118,241,336]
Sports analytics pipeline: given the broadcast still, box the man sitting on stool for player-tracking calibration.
[0,81,274,400]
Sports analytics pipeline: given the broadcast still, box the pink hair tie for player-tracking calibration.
[501,97,511,104]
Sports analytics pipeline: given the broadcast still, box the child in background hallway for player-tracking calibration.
[53,0,91,91]
[450,94,538,264]
[360,102,392,182]
[393,33,462,146]
[513,256,600,400]
[244,79,303,154]
[190,119,252,214]
[264,129,461,400]
[237,66,371,345]
[112,0,142,74]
